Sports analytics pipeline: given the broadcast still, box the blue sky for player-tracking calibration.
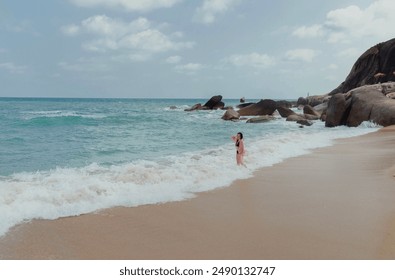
[1,0,394,99]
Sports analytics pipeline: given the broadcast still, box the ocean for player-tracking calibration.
[0,97,380,236]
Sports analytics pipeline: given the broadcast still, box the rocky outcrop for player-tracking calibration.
[222,108,240,121]
[325,83,395,127]
[330,38,395,95]
[238,99,277,116]
[346,86,395,127]
[203,95,223,109]
[185,95,225,111]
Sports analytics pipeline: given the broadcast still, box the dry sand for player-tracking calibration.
[1,127,394,260]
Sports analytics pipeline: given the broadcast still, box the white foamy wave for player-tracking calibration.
[163,105,190,111]
[22,110,106,120]
[0,122,379,236]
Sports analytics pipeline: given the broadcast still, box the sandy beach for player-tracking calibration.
[1,126,394,260]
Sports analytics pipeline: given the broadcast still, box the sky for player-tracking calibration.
[1,0,394,99]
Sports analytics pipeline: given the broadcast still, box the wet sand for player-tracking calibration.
[1,127,394,259]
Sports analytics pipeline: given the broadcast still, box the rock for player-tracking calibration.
[306,94,330,106]
[346,84,395,127]
[297,119,313,126]
[325,93,349,127]
[238,99,277,116]
[276,100,295,108]
[236,102,255,109]
[169,106,177,110]
[212,101,225,110]
[246,115,275,123]
[203,95,223,109]
[222,108,240,121]
[297,97,308,106]
[387,92,395,99]
[184,103,202,111]
[330,38,395,95]
[240,97,245,103]
[277,106,296,118]
[303,105,321,117]
[304,114,320,120]
[381,82,395,94]
[313,102,328,115]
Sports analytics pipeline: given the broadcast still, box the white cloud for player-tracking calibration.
[175,63,204,74]
[69,0,182,12]
[293,0,395,44]
[61,24,80,36]
[62,15,194,57]
[285,49,319,63]
[227,52,275,68]
[328,63,338,70]
[58,59,110,72]
[119,29,193,52]
[165,55,182,64]
[292,24,324,38]
[195,0,241,24]
[0,62,27,74]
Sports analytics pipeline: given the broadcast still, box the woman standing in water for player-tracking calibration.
[231,132,246,166]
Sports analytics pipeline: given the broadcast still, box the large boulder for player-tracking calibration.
[238,99,277,116]
[325,93,349,127]
[184,103,202,111]
[212,101,225,110]
[277,106,296,118]
[313,102,328,115]
[297,97,308,106]
[246,115,275,123]
[303,105,321,117]
[222,108,240,121]
[330,38,395,95]
[346,84,395,127]
[203,95,223,109]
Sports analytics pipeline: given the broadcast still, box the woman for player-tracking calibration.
[231,132,246,166]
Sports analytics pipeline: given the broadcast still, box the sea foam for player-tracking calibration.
[0,120,380,237]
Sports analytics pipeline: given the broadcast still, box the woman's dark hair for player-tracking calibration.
[237,132,243,139]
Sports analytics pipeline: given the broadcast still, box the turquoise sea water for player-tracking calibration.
[0,97,380,236]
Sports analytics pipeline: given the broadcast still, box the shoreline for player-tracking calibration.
[1,127,394,259]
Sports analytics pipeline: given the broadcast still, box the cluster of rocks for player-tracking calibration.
[183,95,300,124]
[182,38,395,128]
[184,95,226,111]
